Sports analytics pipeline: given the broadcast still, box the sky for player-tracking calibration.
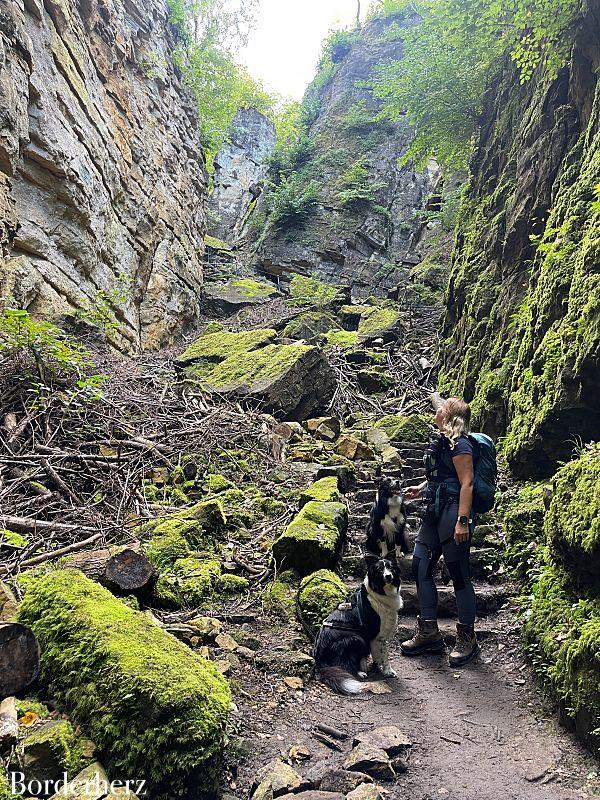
[240,0,369,100]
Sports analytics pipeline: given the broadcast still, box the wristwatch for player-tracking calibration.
[458,515,471,526]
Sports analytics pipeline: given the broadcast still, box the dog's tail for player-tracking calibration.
[317,666,364,695]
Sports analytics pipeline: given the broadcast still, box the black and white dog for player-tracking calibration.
[313,556,403,694]
[364,477,409,558]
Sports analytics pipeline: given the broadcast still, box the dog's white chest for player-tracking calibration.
[381,495,405,536]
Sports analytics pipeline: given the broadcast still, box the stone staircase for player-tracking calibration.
[341,439,507,623]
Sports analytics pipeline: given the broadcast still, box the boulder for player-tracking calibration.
[254,648,314,677]
[305,416,341,441]
[252,758,311,798]
[176,328,335,420]
[319,770,372,794]
[203,279,279,317]
[316,465,356,492]
[339,305,403,344]
[21,719,95,784]
[282,311,341,341]
[272,501,348,575]
[299,477,342,508]
[298,570,348,628]
[356,369,392,395]
[334,436,376,462]
[343,743,395,781]
[353,726,411,759]
[347,786,382,800]
[18,571,230,800]
[373,414,431,444]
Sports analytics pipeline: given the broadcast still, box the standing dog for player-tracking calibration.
[313,556,403,694]
[364,477,409,558]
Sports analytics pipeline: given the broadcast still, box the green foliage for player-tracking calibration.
[168,0,273,170]
[0,307,105,403]
[73,272,131,334]
[265,175,319,229]
[336,158,386,207]
[372,0,579,168]
[288,275,343,308]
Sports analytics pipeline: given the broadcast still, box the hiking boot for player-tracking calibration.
[400,616,445,656]
[449,622,480,666]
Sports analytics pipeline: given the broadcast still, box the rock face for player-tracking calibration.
[255,12,439,296]
[0,0,207,351]
[209,108,276,242]
[439,5,600,476]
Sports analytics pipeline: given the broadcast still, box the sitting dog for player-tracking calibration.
[313,555,403,694]
[364,477,409,558]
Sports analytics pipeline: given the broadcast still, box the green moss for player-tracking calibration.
[15,698,51,720]
[325,329,359,348]
[288,275,343,308]
[177,328,275,366]
[523,562,600,748]
[185,341,314,389]
[497,482,546,585]
[263,570,299,620]
[23,719,93,776]
[357,305,401,337]
[545,445,600,590]
[142,500,226,569]
[203,473,234,494]
[272,500,348,576]
[156,556,223,607]
[230,278,277,298]
[0,529,28,548]
[18,571,230,799]
[299,477,342,507]
[282,310,340,340]
[219,574,250,593]
[204,234,232,251]
[298,569,348,629]
[374,413,431,442]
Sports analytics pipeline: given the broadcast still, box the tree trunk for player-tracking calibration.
[0,622,40,698]
[64,548,156,594]
[0,696,18,746]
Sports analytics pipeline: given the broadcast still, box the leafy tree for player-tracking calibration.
[168,0,274,170]
[371,0,580,169]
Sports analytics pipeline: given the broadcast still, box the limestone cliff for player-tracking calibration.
[0,0,207,351]
[208,107,275,243]
[439,3,600,477]
[255,12,439,296]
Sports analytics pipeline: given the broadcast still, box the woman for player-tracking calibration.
[401,396,479,666]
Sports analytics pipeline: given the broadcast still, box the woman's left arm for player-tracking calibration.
[452,453,474,544]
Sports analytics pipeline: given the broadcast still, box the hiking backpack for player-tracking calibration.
[468,433,498,514]
[433,432,498,514]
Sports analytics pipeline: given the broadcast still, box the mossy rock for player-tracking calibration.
[523,562,600,751]
[282,311,341,340]
[21,719,94,783]
[545,446,600,590]
[374,413,431,443]
[299,477,342,508]
[176,328,335,421]
[18,571,230,800]
[203,473,234,494]
[272,501,348,576]
[154,556,223,608]
[298,569,348,629]
[339,304,402,342]
[142,500,226,569]
[496,483,546,584]
[202,279,278,317]
[15,698,51,721]
[325,329,359,348]
[263,570,299,620]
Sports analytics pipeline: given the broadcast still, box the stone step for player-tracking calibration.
[401,457,425,468]
[354,488,376,503]
[354,480,376,492]
[391,441,428,451]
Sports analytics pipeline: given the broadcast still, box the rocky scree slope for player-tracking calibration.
[254,12,440,297]
[0,0,207,352]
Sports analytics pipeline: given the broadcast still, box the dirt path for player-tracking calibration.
[232,611,598,800]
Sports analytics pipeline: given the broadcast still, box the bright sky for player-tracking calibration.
[240,0,370,100]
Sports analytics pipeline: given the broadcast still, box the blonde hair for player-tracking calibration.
[441,397,471,449]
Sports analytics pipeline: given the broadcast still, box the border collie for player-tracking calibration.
[364,477,409,558]
[314,556,403,694]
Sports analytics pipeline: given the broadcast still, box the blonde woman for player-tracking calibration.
[402,396,479,666]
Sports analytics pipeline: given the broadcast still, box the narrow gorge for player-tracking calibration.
[0,1,598,800]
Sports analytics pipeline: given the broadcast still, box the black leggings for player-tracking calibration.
[412,501,476,625]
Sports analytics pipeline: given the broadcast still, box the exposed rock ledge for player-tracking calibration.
[0,0,207,351]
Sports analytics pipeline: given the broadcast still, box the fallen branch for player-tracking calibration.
[0,533,102,575]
